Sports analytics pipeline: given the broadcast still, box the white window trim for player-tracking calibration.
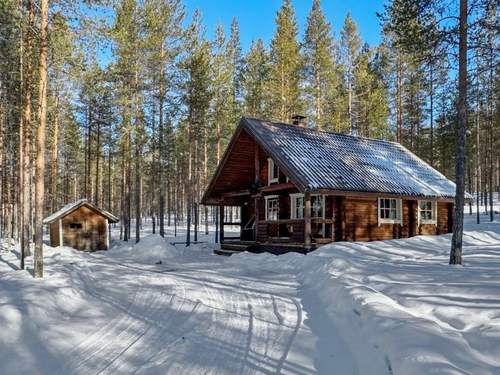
[377,197,403,226]
[289,193,325,219]
[268,158,279,185]
[418,200,437,225]
[290,193,304,219]
[311,194,326,219]
[264,195,279,221]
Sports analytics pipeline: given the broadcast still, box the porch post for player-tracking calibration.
[219,203,225,242]
[254,144,260,241]
[304,191,312,251]
[214,206,218,243]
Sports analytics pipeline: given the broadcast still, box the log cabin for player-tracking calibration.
[43,199,119,251]
[202,117,459,255]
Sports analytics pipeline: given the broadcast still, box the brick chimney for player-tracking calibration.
[291,114,307,127]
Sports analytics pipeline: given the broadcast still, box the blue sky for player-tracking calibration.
[183,0,386,50]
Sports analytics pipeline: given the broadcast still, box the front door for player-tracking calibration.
[241,200,255,241]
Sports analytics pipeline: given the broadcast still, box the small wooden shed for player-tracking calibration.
[43,199,119,251]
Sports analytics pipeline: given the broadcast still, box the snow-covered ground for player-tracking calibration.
[1,207,499,374]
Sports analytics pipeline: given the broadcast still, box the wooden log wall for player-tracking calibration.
[342,197,453,241]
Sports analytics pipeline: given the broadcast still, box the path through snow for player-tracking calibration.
[0,230,348,374]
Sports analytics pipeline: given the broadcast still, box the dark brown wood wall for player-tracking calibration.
[342,197,453,242]
[245,192,453,245]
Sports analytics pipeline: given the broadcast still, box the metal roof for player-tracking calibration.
[43,199,119,224]
[242,117,459,199]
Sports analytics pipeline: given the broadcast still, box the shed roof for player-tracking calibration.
[43,199,119,224]
[203,117,461,203]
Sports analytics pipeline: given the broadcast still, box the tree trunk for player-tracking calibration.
[476,99,481,224]
[94,119,100,206]
[20,0,34,267]
[50,95,59,212]
[396,49,403,143]
[34,0,49,278]
[429,62,434,166]
[449,0,467,265]
[135,127,141,243]
[158,46,165,237]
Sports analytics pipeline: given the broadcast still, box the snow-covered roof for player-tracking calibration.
[244,118,459,198]
[215,117,459,199]
[43,199,119,224]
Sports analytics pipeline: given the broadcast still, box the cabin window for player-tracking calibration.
[418,200,437,224]
[378,198,402,225]
[268,158,279,185]
[265,195,279,221]
[290,194,325,219]
[311,195,325,218]
[69,222,82,230]
[290,194,305,219]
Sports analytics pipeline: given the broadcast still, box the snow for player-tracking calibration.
[109,234,183,263]
[1,208,500,374]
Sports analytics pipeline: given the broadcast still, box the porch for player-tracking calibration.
[216,189,339,255]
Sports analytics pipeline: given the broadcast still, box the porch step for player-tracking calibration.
[213,248,244,256]
[214,241,254,256]
[221,243,252,251]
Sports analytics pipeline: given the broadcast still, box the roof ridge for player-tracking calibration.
[242,116,399,146]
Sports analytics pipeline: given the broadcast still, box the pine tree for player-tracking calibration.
[181,10,211,246]
[242,39,270,118]
[302,0,335,130]
[227,18,243,128]
[34,0,49,278]
[210,24,231,163]
[340,13,361,134]
[355,45,390,138]
[382,0,470,264]
[143,0,184,237]
[269,0,301,122]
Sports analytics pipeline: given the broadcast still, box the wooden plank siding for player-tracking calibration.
[61,205,108,251]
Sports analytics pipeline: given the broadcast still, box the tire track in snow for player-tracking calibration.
[63,263,146,368]
[64,262,165,374]
[275,297,303,374]
[63,255,315,375]
[102,277,206,374]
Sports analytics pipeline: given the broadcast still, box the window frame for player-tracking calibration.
[290,193,305,219]
[418,200,437,225]
[377,197,403,225]
[289,193,325,219]
[264,195,279,221]
[267,158,279,185]
[311,195,325,219]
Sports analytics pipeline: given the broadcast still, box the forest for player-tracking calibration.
[0,0,498,276]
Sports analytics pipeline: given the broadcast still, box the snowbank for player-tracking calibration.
[110,234,182,263]
[224,217,500,374]
[295,227,500,374]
